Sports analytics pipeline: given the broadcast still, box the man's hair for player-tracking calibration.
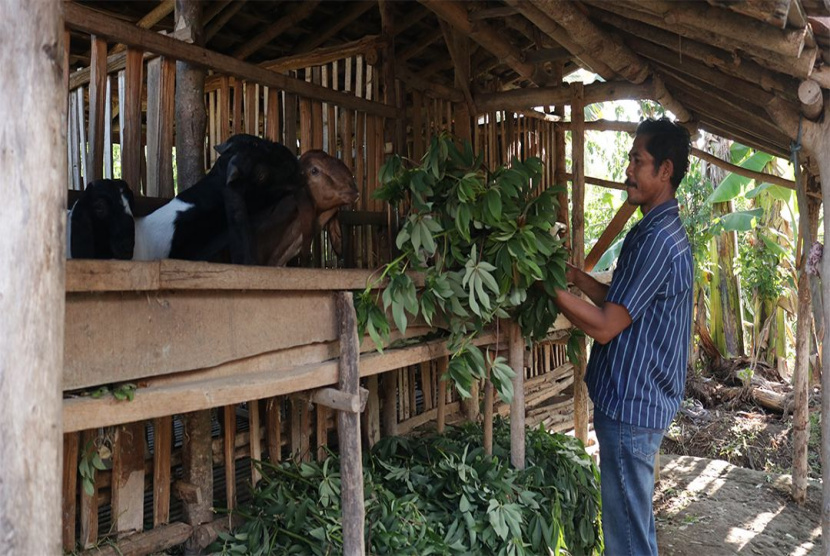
[635,117,691,189]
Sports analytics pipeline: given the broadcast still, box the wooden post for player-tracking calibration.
[175,0,206,188]
[381,371,398,437]
[336,292,366,556]
[436,356,449,433]
[266,397,282,464]
[483,373,494,456]
[87,36,107,182]
[122,48,144,192]
[0,2,64,552]
[509,321,526,469]
[249,399,262,485]
[792,166,811,504]
[180,411,214,552]
[571,82,589,443]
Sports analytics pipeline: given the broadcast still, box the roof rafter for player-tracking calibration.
[419,0,550,85]
[233,1,320,60]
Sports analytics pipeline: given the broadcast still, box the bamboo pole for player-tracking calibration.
[1,3,64,552]
[336,292,366,556]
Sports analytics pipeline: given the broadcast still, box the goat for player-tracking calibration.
[67,179,135,259]
[255,149,359,266]
[134,134,303,263]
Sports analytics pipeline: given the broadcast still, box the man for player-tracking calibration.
[553,117,693,555]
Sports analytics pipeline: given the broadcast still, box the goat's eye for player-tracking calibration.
[311,167,320,175]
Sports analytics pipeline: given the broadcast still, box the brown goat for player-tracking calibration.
[255,150,358,266]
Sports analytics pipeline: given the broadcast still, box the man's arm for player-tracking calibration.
[568,264,609,306]
[553,288,632,345]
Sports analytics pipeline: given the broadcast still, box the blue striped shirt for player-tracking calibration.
[585,199,693,430]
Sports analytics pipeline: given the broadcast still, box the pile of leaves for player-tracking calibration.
[210,420,603,556]
[356,134,571,403]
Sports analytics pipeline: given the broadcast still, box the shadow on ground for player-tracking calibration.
[655,454,821,555]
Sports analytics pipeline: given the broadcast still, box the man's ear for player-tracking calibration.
[660,160,674,182]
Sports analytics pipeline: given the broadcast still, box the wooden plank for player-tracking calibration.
[289,393,311,462]
[64,289,338,389]
[266,397,282,464]
[79,430,99,548]
[153,415,172,526]
[265,87,280,142]
[220,77,231,142]
[180,411,214,534]
[249,400,262,485]
[65,3,396,119]
[232,78,243,135]
[223,405,237,509]
[122,48,143,192]
[312,67,324,149]
[283,92,298,155]
[87,36,107,182]
[244,82,258,136]
[63,332,502,432]
[420,361,433,411]
[62,433,80,551]
[111,422,145,536]
[146,56,175,198]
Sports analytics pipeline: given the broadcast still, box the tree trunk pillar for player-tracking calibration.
[0,1,65,553]
[509,321,526,469]
[175,0,206,190]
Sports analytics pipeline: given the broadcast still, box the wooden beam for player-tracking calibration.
[110,0,175,54]
[474,80,651,113]
[205,0,246,43]
[563,172,627,191]
[64,3,398,118]
[799,78,824,120]
[419,0,548,85]
[691,147,796,189]
[707,0,792,28]
[439,20,477,115]
[397,65,464,102]
[530,0,649,84]
[296,1,375,53]
[255,35,383,75]
[612,0,806,58]
[233,1,320,60]
[506,0,614,79]
[594,9,801,98]
[585,202,638,272]
[587,0,817,79]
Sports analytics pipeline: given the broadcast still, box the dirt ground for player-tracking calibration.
[654,453,822,555]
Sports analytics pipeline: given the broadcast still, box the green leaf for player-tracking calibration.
[715,208,763,233]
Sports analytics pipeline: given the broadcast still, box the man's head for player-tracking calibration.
[634,118,691,189]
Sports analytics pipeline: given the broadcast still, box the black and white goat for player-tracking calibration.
[134,134,304,264]
[66,179,135,259]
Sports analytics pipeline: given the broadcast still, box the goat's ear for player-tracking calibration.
[117,180,136,210]
[215,139,232,155]
[225,154,242,186]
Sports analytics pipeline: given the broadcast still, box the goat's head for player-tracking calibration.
[299,150,359,212]
[215,134,303,205]
[70,179,135,259]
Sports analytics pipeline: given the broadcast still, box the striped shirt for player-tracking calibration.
[585,199,693,430]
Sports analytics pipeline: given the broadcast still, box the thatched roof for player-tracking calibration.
[68,0,830,159]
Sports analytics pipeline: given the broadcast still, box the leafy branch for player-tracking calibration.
[356,134,569,403]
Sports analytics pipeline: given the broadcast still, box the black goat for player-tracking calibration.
[134,134,303,264]
[67,179,135,259]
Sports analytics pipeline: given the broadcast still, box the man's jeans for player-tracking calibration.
[593,408,665,556]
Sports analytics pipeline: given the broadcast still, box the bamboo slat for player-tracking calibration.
[62,433,80,551]
[152,415,172,526]
[223,405,236,509]
[249,400,262,485]
[266,397,282,464]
